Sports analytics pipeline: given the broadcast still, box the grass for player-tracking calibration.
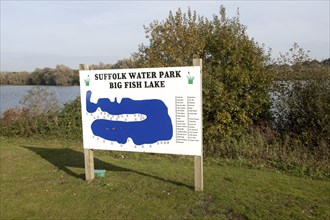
[1,136,329,219]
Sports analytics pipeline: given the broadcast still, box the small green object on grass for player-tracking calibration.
[94,169,106,178]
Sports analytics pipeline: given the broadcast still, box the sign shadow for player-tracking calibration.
[22,146,193,190]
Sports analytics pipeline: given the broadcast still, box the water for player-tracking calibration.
[0,85,80,114]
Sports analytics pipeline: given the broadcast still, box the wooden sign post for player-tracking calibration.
[193,58,203,191]
[79,64,95,181]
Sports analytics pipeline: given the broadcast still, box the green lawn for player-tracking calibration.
[1,136,329,219]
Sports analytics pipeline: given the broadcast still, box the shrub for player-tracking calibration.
[0,86,60,136]
[58,96,82,139]
[271,43,330,160]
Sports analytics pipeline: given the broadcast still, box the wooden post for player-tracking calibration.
[194,155,203,191]
[84,149,94,181]
[193,58,203,191]
[80,64,95,181]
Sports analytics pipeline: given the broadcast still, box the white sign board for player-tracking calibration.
[79,66,202,156]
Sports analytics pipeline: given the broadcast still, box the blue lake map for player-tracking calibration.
[86,90,173,145]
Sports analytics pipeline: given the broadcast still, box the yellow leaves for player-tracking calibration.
[216,112,232,124]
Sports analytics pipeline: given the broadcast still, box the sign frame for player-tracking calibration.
[79,58,203,191]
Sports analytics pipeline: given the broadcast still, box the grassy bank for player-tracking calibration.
[1,136,329,219]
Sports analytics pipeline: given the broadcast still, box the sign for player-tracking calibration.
[79,66,202,156]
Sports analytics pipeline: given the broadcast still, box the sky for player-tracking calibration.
[1,0,329,72]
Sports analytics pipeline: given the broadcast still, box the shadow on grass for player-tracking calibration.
[22,146,193,189]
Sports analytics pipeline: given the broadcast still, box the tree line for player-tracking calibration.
[1,58,329,86]
[0,59,137,86]
[0,65,78,86]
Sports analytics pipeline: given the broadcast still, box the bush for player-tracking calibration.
[0,87,82,138]
[58,97,82,139]
[0,87,60,136]
[271,44,330,160]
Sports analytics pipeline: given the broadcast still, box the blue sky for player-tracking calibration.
[1,0,329,72]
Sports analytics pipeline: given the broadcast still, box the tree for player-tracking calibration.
[28,65,78,86]
[0,71,30,85]
[132,8,208,67]
[132,6,272,153]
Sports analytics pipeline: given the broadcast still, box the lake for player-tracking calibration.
[1,85,283,119]
[0,85,80,114]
